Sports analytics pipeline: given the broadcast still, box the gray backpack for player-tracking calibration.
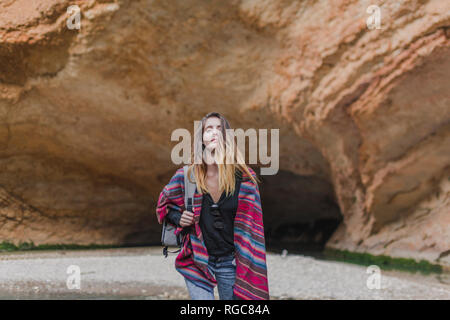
[161,165,196,257]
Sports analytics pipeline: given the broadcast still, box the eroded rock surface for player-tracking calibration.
[0,0,449,266]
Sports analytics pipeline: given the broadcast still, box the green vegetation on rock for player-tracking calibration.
[323,248,443,275]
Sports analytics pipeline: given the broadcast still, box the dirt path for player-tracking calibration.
[0,247,448,299]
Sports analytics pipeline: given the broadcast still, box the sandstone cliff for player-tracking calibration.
[0,0,449,266]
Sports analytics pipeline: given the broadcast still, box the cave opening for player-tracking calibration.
[260,169,343,258]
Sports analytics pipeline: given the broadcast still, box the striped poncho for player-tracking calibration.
[156,166,270,300]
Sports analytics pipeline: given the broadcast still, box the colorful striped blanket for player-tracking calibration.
[156,166,270,300]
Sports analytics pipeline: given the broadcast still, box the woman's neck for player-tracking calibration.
[206,163,218,177]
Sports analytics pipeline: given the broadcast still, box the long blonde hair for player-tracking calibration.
[186,112,260,197]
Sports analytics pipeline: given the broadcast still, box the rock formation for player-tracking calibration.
[0,0,449,266]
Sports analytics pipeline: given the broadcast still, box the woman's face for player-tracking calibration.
[203,117,222,151]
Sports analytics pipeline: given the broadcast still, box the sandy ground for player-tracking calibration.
[0,247,449,300]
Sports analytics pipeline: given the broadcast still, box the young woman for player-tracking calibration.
[156,112,269,300]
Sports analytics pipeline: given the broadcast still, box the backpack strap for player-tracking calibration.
[183,165,196,212]
[162,165,197,258]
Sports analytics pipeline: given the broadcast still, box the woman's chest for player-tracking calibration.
[205,179,222,203]
[208,189,223,204]
[200,192,239,220]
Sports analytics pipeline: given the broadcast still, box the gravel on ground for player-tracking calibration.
[0,247,448,300]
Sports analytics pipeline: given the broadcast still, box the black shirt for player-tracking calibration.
[166,170,242,257]
[200,171,242,257]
